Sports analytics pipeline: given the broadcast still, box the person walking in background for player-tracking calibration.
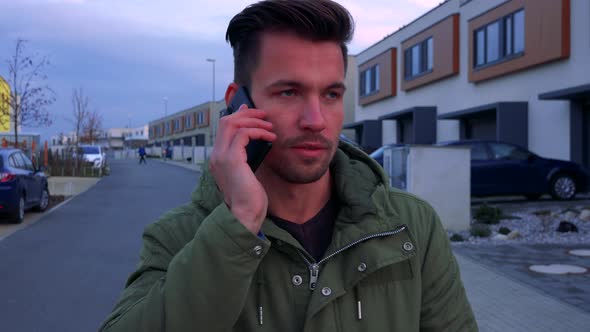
[138,146,147,165]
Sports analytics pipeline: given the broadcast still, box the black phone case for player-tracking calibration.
[223,87,272,172]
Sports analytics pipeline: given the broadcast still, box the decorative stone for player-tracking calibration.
[579,209,590,221]
[492,234,508,240]
[556,221,579,233]
[507,230,522,240]
[529,264,587,275]
[569,249,590,257]
[564,211,578,220]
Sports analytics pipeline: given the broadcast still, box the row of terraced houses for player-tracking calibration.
[148,0,590,170]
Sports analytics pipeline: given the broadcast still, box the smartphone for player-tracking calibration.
[221,86,272,172]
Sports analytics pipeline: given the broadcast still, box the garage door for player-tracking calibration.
[463,112,496,140]
[398,116,414,143]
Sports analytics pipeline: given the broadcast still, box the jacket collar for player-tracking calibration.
[191,141,402,245]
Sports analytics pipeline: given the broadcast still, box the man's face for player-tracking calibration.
[249,31,345,184]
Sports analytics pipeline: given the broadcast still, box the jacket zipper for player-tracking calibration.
[298,225,408,290]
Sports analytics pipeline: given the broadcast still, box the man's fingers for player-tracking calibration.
[229,128,276,152]
[215,116,273,150]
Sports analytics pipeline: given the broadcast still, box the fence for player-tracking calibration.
[101,146,215,165]
[46,149,106,177]
[145,146,214,164]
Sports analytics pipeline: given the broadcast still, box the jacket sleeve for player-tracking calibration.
[98,203,270,332]
[417,204,478,332]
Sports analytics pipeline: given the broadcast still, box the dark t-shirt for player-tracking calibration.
[269,197,338,262]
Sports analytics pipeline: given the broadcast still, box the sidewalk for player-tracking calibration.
[155,159,202,172]
[159,159,590,330]
[455,252,590,331]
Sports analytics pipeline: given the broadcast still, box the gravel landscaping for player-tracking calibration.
[450,205,590,245]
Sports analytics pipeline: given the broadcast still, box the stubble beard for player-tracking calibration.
[267,137,337,184]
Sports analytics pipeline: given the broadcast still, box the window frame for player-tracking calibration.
[474,9,525,69]
[404,37,434,81]
[197,112,205,125]
[359,64,380,97]
[185,114,192,129]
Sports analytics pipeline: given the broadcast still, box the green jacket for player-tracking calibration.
[100,143,477,332]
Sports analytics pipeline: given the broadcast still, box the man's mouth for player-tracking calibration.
[292,142,328,150]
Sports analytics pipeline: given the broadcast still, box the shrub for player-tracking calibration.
[532,210,552,217]
[560,208,580,214]
[470,224,492,238]
[501,215,522,220]
[450,234,465,242]
[473,204,502,225]
[498,227,511,235]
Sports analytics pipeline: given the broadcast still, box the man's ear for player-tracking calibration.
[224,83,240,106]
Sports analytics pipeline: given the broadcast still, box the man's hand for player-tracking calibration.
[209,105,276,234]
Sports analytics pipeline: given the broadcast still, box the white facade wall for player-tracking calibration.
[354,0,590,161]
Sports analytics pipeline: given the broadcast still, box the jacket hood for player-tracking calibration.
[191,141,390,219]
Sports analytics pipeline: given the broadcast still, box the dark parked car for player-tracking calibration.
[0,148,50,223]
[438,140,590,200]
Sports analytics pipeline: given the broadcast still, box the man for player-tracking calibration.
[99,1,477,331]
[138,145,147,165]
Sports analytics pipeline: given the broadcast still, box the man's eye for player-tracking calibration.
[280,90,296,97]
[326,91,342,99]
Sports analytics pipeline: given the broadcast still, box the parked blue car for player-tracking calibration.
[0,148,50,223]
[437,140,590,200]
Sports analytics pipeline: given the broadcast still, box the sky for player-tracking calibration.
[0,0,443,142]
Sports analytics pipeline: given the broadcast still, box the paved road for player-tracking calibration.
[0,159,200,332]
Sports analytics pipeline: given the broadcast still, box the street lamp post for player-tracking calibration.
[206,58,215,102]
[163,97,168,116]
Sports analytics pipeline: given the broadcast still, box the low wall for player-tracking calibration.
[48,177,101,196]
[146,146,214,164]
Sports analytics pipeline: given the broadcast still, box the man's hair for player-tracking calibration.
[225,0,354,88]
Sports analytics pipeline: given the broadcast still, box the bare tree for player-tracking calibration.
[71,87,89,152]
[2,39,55,146]
[82,109,102,145]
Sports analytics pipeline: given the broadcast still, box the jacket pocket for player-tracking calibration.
[360,259,414,285]
[334,258,420,332]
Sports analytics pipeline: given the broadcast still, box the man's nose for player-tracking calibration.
[299,96,326,132]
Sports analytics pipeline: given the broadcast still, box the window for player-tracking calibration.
[359,64,379,97]
[490,143,531,161]
[8,154,21,169]
[20,153,34,171]
[197,112,205,125]
[470,143,489,161]
[165,122,170,134]
[174,119,180,131]
[404,37,433,80]
[185,114,192,128]
[474,9,525,68]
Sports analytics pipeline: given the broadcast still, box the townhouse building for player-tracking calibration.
[148,100,226,148]
[351,0,589,170]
